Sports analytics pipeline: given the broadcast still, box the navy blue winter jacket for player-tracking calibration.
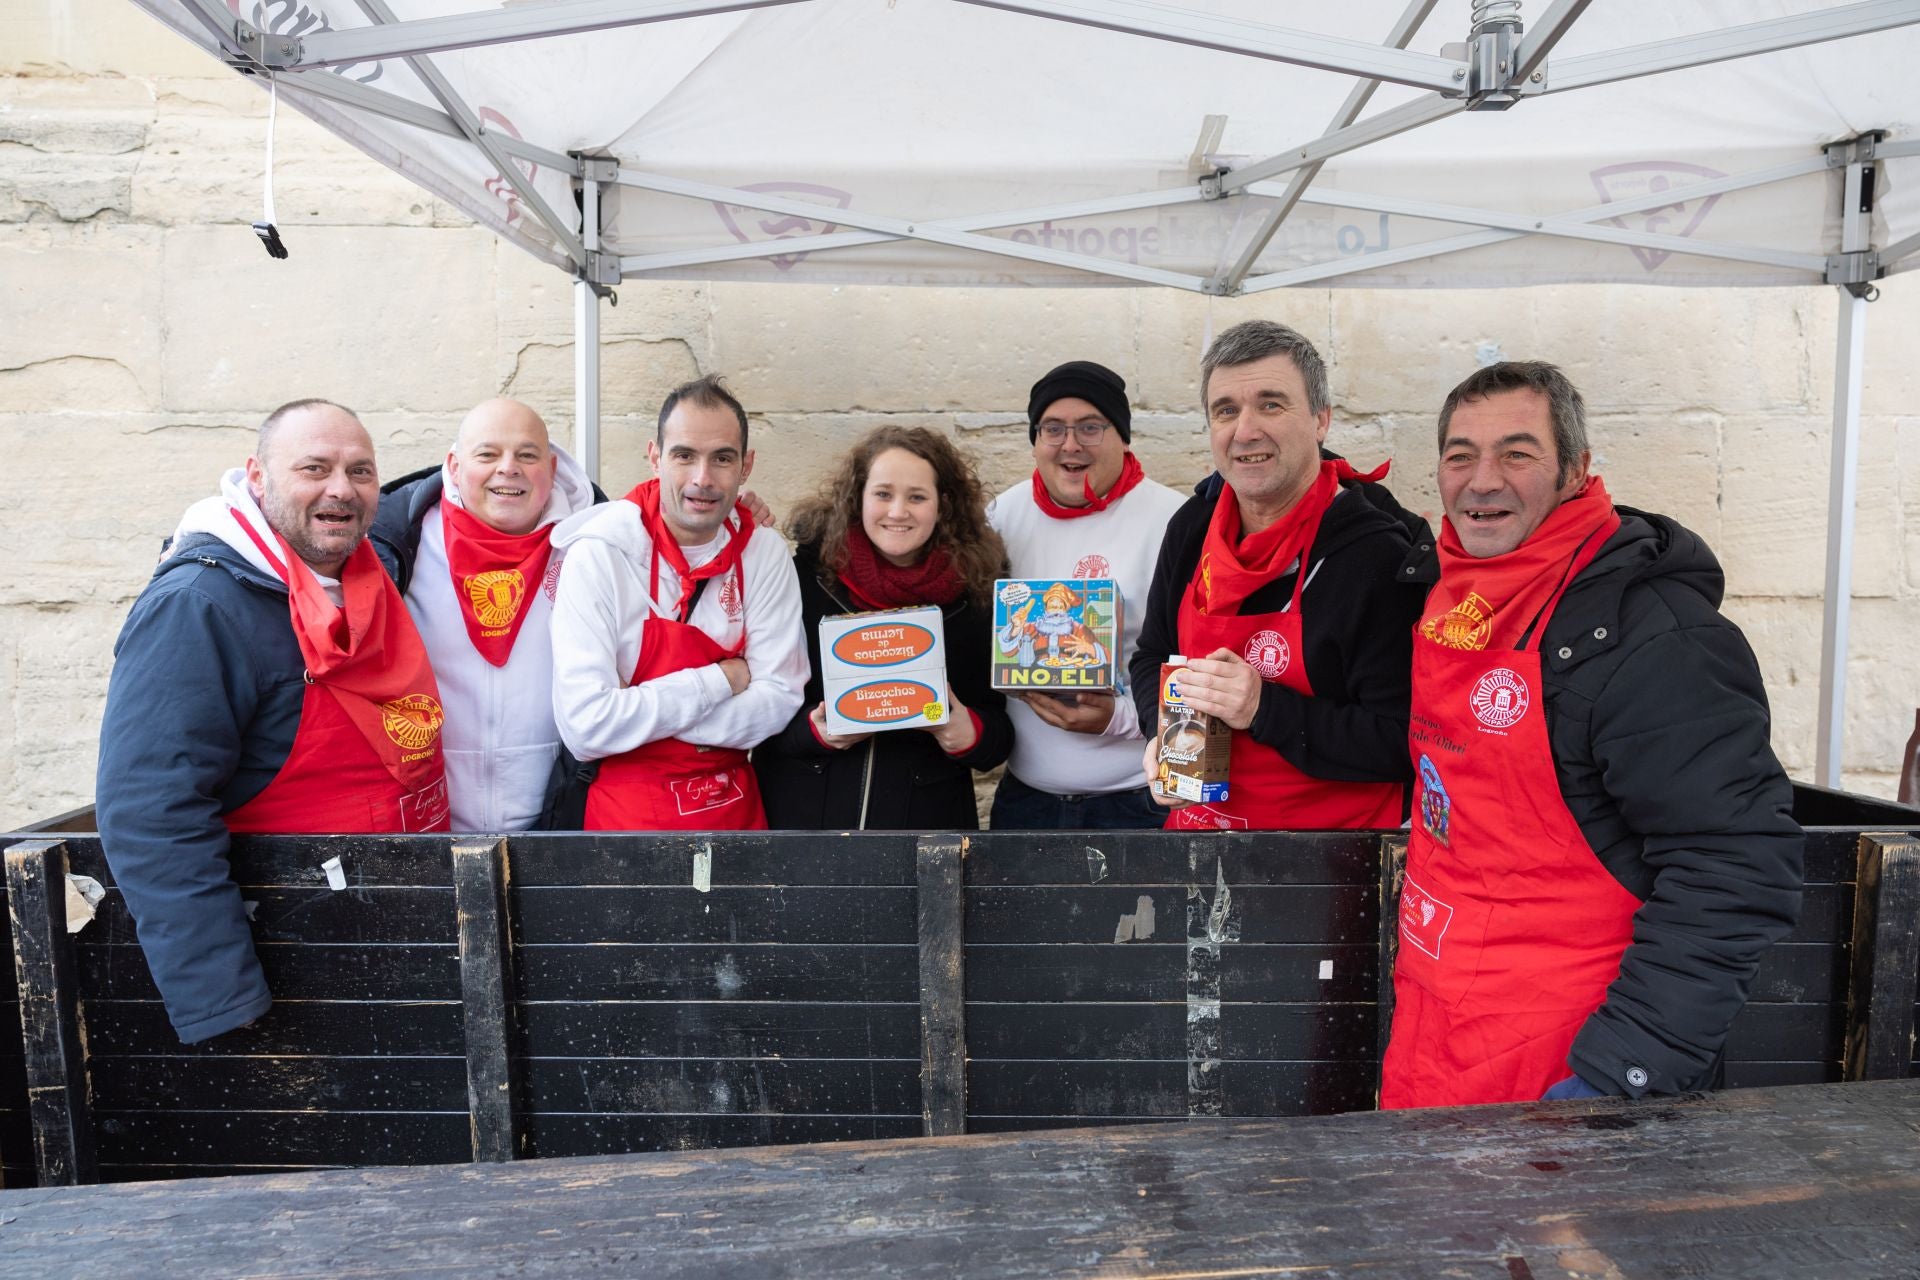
[94,534,397,1043]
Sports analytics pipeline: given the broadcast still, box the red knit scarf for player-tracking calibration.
[1030,451,1147,519]
[440,500,553,667]
[1195,458,1387,616]
[838,522,965,610]
[1421,475,1621,653]
[628,479,755,621]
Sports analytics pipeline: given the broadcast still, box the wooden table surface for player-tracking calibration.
[3,1080,1917,1279]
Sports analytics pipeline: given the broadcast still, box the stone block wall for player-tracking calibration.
[4,0,1918,824]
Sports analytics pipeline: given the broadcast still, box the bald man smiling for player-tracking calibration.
[372,398,601,831]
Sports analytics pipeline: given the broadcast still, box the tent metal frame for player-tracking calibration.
[153,0,1920,784]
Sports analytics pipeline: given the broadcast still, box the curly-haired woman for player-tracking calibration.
[755,426,1013,830]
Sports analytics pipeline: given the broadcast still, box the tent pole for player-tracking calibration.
[576,175,604,484]
[1816,288,1868,789]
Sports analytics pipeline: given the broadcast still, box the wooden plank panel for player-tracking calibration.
[967,1060,1187,1117]
[1724,1061,1841,1089]
[523,1058,920,1116]
[75,943,461,1001]
[513,887,915,945]
[81,1000,465,1057]
[507,833,917,887]
[1218,1060,1377,1116]
[1799,827,1867,882]
[1724,1002,1846,1062]
[965,945,1185,1002]
[1783,883,1850,943]
[87,1056,468,1112]
[965,886,1374,945]
[523,1113,921,1159]
[517,1002,920,1060]
[452,838,519,1162]
[966,1002,1185,1061]
[516,944,920,1003]
[93,1111,470,1167]
[87,887,456,946]
[966,1114,1187,1133]
[1217,1003,1380,1062]
[56,835,457,888]
[964,832,1379,886]
[1747,942,1844,1005]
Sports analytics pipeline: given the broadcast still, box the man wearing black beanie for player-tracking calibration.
[985,360,1184,829]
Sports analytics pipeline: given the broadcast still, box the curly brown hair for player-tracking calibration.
[787,425,1008,608]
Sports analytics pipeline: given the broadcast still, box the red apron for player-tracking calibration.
[224,540,449,835]
[584,531,766,832]
[1379,538,1639,1108]
[1167,514,1402,832]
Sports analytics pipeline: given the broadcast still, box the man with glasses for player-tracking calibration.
[985,360,1185,829]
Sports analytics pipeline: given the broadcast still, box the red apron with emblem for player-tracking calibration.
[1167,508,1402,832]
[584,511,766,832]
[224,534,450,835]
[1380,533,1639,1108]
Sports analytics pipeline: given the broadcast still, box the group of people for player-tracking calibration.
[93,319,1804,1116]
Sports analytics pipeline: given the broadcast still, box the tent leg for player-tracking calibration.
[574,174,604,484]
[1816,287,1868,789]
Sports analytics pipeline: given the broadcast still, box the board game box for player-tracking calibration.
[990,578,1122,693]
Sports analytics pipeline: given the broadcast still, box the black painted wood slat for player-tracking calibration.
[522,1112,921,1160]
[515,943,920,1003]
[452,838,520,1162]
[75,942,462,1001]
[1844,833,1920,1081]
[4,839,96,1186]
[86,886,455,947]
[53,835,456,888]
[513,887,916,945]
[963,831,1381,886]
[965,886,1376,945]
[523,1057,921,1116]
[517,1001,921,1060]
[966,1001,1380,1063]
[87,1056,469,1112]
[1376,834,1407,1082]
[506,833,918,887]
[916,836,966,1137]
[92,1111,470,1168]
[1724,1001,1847,1063]
[81,1000,466,1058]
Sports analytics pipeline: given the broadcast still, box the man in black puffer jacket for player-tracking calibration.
[1381,360,1802,1109]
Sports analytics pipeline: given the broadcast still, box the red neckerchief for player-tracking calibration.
[1421,475,1622,653]
[838,522,965,610]
[440,499,553,667]
[228,506,444,787]
[1194,458,1387,616]
[1030,451,1147,519]
[628,479,755,622]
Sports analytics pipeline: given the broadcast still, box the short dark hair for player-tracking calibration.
[1436,361,1588,485]
[1200,319,1329,415]
[258,397,360,461]
[657,374,749,450]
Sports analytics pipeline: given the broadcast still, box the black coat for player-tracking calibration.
[1130,472,1430,786]
[1407,508,1804,1097]
[754,541,1013,830]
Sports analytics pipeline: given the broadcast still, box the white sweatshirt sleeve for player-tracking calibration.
[549,534,730,761]
[679,530,809,750]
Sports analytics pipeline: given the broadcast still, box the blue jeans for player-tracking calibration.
[989,770,1167,831]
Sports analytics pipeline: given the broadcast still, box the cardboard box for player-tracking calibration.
[990,578,1122,693]
[1156,657,1231,804]
[819,606,950,736]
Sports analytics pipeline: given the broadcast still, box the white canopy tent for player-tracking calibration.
[123,0,1920,787]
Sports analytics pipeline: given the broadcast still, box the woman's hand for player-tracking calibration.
[810,702,871,751]
[926,692,979,755]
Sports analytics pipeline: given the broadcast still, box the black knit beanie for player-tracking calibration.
[1027,360,1132,444]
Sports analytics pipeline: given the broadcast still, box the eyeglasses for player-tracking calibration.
[1037,421,1111,445]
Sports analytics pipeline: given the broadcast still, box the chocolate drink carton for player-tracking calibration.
[991,578,1122,695]
[819,606,950,736]
[1156,657,1230,804]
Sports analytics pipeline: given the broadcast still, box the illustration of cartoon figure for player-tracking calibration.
[996,598,1038,667]
[1032,582,1109,668]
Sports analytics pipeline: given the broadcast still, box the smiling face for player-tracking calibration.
[447,398,557,536]
[1032,396,1127,507]
[1439,387,1591,558]
[647,398,753,545]
[246,404,379,578]
[861,446,941,566]
[1204,354,1331,531]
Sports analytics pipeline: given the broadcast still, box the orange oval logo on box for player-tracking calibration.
[831,623,936,668]
[834,679,940,724]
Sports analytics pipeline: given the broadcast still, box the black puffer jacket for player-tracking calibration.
[753,540,1014,830]
[1409,507,1804,1097]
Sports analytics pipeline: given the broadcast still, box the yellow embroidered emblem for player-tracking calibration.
[1421,591,1494,651]
[464,569,526,632]
[381,694,444,751]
